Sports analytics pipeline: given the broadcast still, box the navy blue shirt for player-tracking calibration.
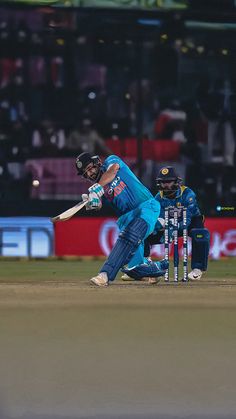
[155,185,201,227]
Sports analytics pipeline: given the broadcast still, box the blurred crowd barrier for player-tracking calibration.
[24,139,181,199]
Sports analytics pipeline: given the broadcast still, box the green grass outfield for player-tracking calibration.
[0,258,236,419]
[0,257,235,283]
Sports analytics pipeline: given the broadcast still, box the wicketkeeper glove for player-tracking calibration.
[82,193,102,210]
[88,183,104,198]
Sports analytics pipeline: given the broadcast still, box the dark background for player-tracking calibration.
[0,1,236,217]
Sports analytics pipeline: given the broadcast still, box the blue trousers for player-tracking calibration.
[117,198,160,268]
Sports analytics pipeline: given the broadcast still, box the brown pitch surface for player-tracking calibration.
[0,259,235,419]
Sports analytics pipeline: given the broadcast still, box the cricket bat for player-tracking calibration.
[51,199,88,223]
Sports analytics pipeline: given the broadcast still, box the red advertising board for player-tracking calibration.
[55,217,236,259]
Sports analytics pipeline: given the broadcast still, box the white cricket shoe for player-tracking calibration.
[90,272,109,287]
[121,273,132,281]
[121,274,160,284]
[188,268,203,281]
[148,277,159,284]
[121,273,147,282]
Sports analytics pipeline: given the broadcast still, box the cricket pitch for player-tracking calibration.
[0,259,235,419]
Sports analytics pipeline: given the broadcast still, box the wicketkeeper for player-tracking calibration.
[75,152,168,286]
[122,166,210,281]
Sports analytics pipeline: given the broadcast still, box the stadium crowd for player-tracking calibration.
[0,7,236,214]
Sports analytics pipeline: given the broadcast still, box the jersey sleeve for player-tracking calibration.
[154,192,161,202]
[103,155,123,171]
[154,193,164,217]
[180,188,200,228]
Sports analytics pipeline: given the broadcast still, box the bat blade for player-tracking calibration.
[51,200,87,223]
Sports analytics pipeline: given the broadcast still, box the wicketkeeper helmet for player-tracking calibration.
[156,166,182,196]
[156,166,180,182]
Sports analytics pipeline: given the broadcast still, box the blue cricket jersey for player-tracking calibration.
[155,185,201,227]
[102,155,154,216]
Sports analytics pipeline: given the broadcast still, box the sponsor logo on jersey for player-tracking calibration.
[105,177,127,200]
[110,176,121,188]
[113,181,126,197]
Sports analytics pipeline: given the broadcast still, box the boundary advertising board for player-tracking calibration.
[55,217,236,259]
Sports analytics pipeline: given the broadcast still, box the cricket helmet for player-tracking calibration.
[75,152,102,182]
[156,166,182,197]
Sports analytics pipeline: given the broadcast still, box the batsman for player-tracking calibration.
[75,152,168,286]
[145,166,210,280]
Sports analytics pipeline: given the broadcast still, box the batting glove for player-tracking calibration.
[82,194,93,211]
[82,193,102,211]
[87,191,102,210]
[88,183,104,198]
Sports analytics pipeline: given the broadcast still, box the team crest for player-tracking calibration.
[77,161,82,168]
[161,168,169,175]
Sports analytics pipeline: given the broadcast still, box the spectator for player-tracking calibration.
[32,119,65,156]
[128,79,159,138]
[66,118,112,156]
[154,99,187,143]
[198,78,235,166]
[8,121,30,161]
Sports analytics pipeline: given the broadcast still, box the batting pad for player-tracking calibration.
[100,217,148,281]
[191,228,210,271]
